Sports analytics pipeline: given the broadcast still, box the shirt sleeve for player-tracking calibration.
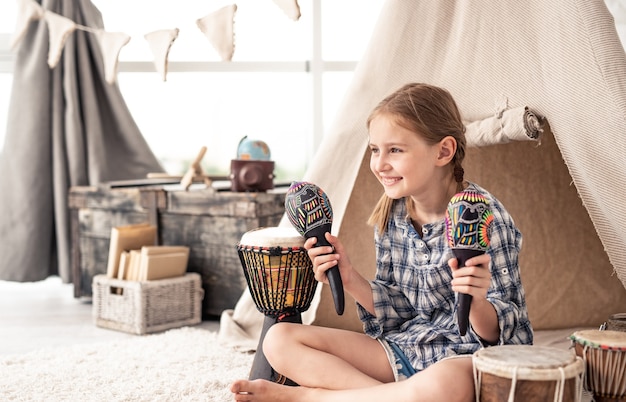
[482,198,534,346]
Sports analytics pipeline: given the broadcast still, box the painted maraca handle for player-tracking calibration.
[284,181,345,316]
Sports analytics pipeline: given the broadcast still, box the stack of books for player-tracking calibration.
[106,223,189,281]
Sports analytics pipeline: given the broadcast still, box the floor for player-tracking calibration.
[0,277,597,401]
[0,276,219,356]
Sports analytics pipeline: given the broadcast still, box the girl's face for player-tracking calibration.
[368,114,442,200]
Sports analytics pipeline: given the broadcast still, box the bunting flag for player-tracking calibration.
[196,4,238,62]
[144,28,180,82]
[94,31,131,84]
[273,0,301,21]
[43,11,77,68]
[10,0,44,49]
[10,0,298,83]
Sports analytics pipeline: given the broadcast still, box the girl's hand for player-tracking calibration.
[304,232,352,286]
[449,253,500,342]
[448,253,492,300]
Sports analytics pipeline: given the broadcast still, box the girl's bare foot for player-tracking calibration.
[231,379,306,402]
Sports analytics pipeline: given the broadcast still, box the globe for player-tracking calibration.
[236,136,271,160]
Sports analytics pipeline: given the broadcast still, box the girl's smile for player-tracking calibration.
[379,176,402,186]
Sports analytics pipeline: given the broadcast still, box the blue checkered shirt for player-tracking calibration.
[357,182,534,372]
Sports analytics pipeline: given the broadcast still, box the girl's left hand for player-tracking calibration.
[448,254,492,300]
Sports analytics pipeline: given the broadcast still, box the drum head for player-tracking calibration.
[570,329,626,351]
[239,227,305,248]
[473,345,584,381]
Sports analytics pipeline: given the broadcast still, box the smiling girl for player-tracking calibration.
[231,83,533,402]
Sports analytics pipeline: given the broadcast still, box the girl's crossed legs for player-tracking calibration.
[231,322,475,402]
[263,322,394,389]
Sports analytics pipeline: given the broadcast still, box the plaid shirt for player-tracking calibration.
[357,182,534,372]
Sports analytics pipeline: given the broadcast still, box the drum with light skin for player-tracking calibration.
[570,329,626,402]
[238,227,317,317]
[473,345,585,402]
[237,226,318,383]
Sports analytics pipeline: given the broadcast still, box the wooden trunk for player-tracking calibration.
[69,184,287,317]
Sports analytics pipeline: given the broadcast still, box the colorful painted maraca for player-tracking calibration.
[445,190,493,336]
[285,181,345,315]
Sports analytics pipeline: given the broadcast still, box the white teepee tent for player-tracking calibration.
[220,0,626,347]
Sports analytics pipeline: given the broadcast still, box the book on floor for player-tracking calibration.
[137,246,190,281]
[106,223,157,278]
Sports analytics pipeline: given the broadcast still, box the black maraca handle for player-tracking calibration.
[452,248,484,336]
[458,293,472,337]
[308,227,344,316]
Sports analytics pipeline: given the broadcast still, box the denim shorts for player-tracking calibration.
[378,338,417,381]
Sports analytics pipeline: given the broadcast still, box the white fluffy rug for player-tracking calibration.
[0,326,253,401]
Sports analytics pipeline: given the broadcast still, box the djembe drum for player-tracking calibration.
[570,329,626,402]
[237,227,318,382]
[603,313,626,332]
[473,345,584,402]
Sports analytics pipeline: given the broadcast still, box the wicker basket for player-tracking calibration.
[92,273,204,335]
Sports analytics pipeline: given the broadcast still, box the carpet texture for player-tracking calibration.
[0,326,253,401]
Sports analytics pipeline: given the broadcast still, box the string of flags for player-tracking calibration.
[10,0,301,84]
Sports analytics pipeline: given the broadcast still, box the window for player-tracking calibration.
[0,1,15,152]
[0,0,384,182]
[8,1,622,180]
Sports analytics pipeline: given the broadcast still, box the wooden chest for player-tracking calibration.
[69,184,288,317]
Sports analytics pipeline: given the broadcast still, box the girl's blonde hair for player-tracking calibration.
[366,83,467,232]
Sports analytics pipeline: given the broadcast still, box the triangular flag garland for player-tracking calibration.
[10,0,301,84]
[196,4,237,62]
[43,11,77,68]
[272,0,301,21]
[144,29,180,82]
[10,0,44,49]
[95,30,132,84]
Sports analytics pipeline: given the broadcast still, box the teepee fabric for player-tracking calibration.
[306,0,626,331]
[308,0,626,285]
[221,0,626,344]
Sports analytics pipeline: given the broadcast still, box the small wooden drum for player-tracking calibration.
[570,329,626,402]
[237,227,317,317]
[604,313,626,332]
[473,345,584,402]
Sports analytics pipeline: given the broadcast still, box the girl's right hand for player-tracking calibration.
[306,232,377,314]
[304,232,352,286]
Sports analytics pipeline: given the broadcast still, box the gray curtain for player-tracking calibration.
[0,0,164,282]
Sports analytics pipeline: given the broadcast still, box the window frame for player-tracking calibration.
[0,3,362,167]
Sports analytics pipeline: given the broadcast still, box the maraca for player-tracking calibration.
[285,181,345,315]
[445,190,493,336]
